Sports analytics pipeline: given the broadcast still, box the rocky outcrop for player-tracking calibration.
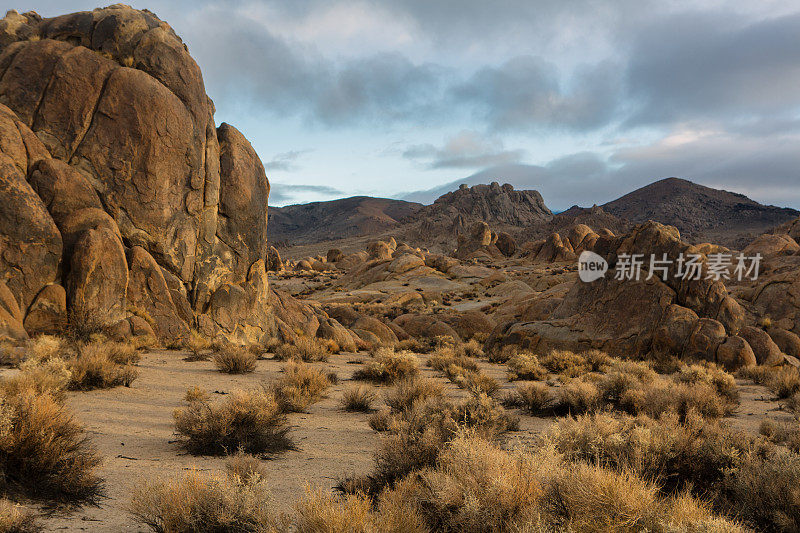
[0,6,312,344]
[486,221,759,369]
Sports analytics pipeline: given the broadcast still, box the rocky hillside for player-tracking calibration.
[403,182,553,252]
[0,6,335,346]
[603,177,799,246]
[269,196,421,245]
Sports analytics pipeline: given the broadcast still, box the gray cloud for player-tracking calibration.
[264,150,312,171]
[453,58,622,131]
[402,131,526,168]
[270,183,344,205]
[626,12,800,126]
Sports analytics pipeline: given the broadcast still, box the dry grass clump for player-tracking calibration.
[0,499,40,532]
[330,432,744,532]
[0,341,23,368]
[1,357,72,401]
[738,365,800,401]
[550,411,800,531]
[129,460,289,532]
[500,358,738,422]
[340,385,376,412]
[427,347,478,373]
[68,341,139,390]
[184,329,212,360]
[173,388,292,456]
[268,361,332,413]
[0,390,103,504]
[274,336,331,362]
[383,377,444,412]
[444,366,500,395]
[502,382,554,413]
[459,338,485,358]
[760,418,800,452]
[212,346,257,374]
[506,352,548,381]
[539,349,593,377]
[352,349,420,384]
[487,344,519,364]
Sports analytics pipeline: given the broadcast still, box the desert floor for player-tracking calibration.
[0,349,785,532]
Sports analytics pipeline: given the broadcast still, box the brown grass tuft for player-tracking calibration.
[274,337,330,363]
[340,384,376,412]
[212,347,257,374]
[0,498,40,532]
[268,361,331,413]
[129,465,289,532]
[352,349,420,384]
[173,389,292,456]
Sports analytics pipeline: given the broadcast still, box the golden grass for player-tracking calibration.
[0,498,39,532]
[352,349,420,384]
[129,462,289,532]
[340,384,376,412]
[0,390,102,504]
[268,361,332,413]
[274,337,331,362]
[212,347,257,374]
[384,377,444,412]
[173,389,292,456]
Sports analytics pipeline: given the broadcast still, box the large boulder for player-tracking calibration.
[0,281,26,340]
[0,6,334,344]
[23,284,66,335]
[716,335,756,371]
[126,246,190,342]
[0,119,61,310]
[739,326,783,366]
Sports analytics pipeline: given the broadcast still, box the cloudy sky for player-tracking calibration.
[15,0,800,209]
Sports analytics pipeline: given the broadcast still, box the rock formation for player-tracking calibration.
[0,6,333,345]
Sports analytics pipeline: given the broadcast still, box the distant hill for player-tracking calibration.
[268,196,422,245]
[401,182,553,252]
[602,177,799,246]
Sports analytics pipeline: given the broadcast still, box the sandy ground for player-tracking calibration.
[23,349,790,532]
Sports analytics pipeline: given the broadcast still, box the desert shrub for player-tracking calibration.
[558,379,602,414]
[676,363,738,403]
[458,339,484,358]
[340,385,376,412]
[506,353,548,381]
[268,361,331,413]
[129,465,289,532]
[427,348,478,373]
[760,418,800,453]
[770,367,800,399]
[62,306,109,343]
[0,499,39,532]
[390,432,744,533]
[0,390,102,503]
[352,349,419,384]
[368,408,392,432]
[295,489,373,533]
[503,382,554,413]
[452,392,519,435]
[212,347,257,374]
[274,337,330,362]
[445,366,499,396]
[548,410,800,530]
[785,391,800,413]
[173,388,292,456]
[487,344,518,364]
[0,342,23,368]
[395,338,426,354]
[384,378,443,412]
[68,341,138,390]
[185,330,211,360]
[1,357,71,401]
[26,336,63,363]
[225,452,269,484]
[725,448,800,532]
[539,349,589,377]
[739,365,800,400]
[184,386,210,403]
